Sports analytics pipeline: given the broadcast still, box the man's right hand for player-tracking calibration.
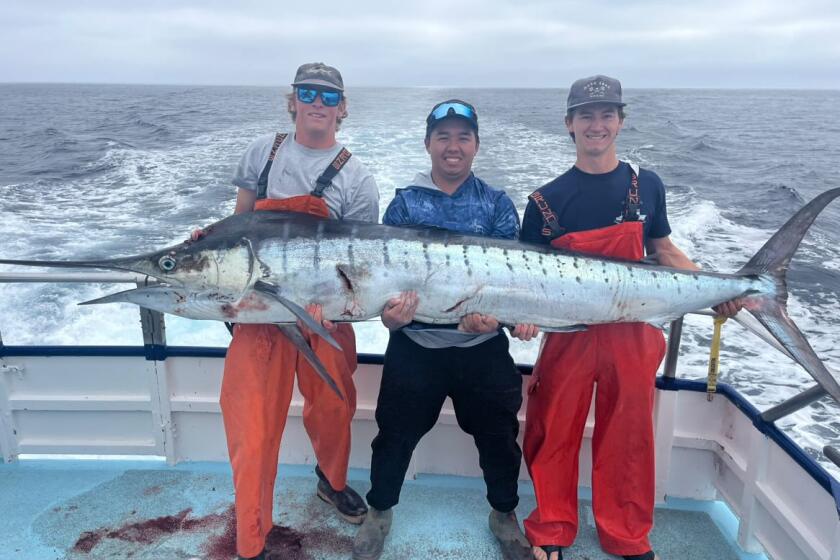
[381,291,419,331]
[189,228,206,242]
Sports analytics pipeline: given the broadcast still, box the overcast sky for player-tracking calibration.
[2,0,839,88]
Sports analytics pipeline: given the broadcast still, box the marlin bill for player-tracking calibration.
[2,188,839,403]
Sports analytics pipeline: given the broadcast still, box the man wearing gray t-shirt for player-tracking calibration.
[217,62,378,560]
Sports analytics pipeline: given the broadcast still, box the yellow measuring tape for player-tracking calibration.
[707,316,728,401]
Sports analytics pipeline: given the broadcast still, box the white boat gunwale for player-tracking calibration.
[1,270,840,560]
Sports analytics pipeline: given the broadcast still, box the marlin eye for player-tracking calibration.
[158,256,177,272]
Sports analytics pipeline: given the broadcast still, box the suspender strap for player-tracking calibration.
[618,162,642,223]
[312,147,352,197]
[256,133,288,200]
[529,191,565,239]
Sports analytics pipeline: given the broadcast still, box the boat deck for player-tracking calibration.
[1,460,766,560]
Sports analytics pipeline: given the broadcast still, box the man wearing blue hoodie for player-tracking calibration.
[352,100,537,560]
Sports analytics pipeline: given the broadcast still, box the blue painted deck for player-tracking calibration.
[0,460,767,560]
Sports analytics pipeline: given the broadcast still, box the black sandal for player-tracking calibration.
[623,552,655,560]
[540,545,563,559]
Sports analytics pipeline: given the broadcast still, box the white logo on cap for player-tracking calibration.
[584,79,610,98]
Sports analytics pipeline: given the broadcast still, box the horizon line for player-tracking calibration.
[2,81,839,92]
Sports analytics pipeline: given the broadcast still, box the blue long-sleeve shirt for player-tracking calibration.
[382,171,521,348]
[383,171,520,239]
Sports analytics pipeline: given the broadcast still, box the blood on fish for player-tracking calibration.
[221,303,237,318]
[237,292,269,311]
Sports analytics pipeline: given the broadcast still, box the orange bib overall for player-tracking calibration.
[523,220,666,557]
[220,195,358,558]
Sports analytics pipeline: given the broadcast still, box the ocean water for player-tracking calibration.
[1,84,839,476]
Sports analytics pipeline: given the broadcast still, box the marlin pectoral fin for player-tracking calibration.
[253,280,342,351]
[540,324,588,333]
[501,323,587,334]
[275,324,344,401]
[79,289,140,306]
[645,318,672,330]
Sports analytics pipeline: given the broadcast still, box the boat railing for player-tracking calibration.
[0,272,840,467]
[1,270,839,473]
[0,272,840,436]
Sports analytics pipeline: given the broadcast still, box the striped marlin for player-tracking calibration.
[2,188,839,403]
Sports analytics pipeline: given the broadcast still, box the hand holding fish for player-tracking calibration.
[299,303,337,340]
[458,313,499,334]
[713,298,744,318]
[510,323,540,342]
[459,314,539,341]
[381,291,419,330]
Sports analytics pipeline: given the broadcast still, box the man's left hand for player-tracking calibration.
[458,313,500,334]
[713,298,743,318]
[299,303,337,339]
[510,323,540,341]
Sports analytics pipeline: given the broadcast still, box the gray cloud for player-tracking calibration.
[1,0,838,87]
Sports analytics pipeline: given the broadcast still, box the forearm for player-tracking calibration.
[655,247,699,270]
[647,237,699,271]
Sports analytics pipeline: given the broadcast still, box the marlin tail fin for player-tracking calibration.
[737,187,840,403]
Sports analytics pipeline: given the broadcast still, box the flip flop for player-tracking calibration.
[540,545,562,560]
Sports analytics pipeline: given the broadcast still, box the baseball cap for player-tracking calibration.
[291,62,344,92]
[566,75,625,112]
[425,99,479,137]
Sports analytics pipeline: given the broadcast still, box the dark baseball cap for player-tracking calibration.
[566,75,625,112]
[425,99,479,137]
[291,62,344,92]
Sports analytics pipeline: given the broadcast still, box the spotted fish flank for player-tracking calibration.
[1,188,840,403]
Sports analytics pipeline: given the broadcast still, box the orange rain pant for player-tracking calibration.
[523,221,666,557]
[220,195,358,558]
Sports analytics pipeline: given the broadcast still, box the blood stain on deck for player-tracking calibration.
[71,504,353,559]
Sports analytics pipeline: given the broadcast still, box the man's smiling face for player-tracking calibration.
[566,103,624,158]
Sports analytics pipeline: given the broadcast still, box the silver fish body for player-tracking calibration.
[90,232,767,330]
[245,223,769,329]
[3,188,840,403]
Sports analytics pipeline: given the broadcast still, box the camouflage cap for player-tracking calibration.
[567,75,625,112]
[291,62,344,91]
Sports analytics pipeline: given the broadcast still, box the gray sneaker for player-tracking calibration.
[489,509,532,560]
[352,507,393,560]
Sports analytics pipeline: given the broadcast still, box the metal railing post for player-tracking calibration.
[662,318,684,379]
[826,446,840,470]
[137,277,166,361]
[761,385,829,423]
[0,354,16,463]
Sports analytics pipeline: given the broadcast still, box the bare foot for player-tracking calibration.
[531,545,559,560]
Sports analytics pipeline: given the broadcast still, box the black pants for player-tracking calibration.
[366,330,523,513]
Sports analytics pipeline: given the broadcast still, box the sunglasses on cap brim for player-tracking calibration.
[428,102,476,123]
[295,87,343,107]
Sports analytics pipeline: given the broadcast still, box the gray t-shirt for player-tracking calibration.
[232,133,379,222]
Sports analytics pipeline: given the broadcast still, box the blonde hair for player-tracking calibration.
[286,92,348,130]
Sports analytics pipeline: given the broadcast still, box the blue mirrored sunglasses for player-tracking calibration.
[428,102,476,123]
[296,87,342,107]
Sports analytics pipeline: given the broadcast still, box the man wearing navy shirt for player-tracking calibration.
[352,100,537,560]
[521,76,740,560]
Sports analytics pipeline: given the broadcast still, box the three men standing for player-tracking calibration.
[218,69,733,560]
